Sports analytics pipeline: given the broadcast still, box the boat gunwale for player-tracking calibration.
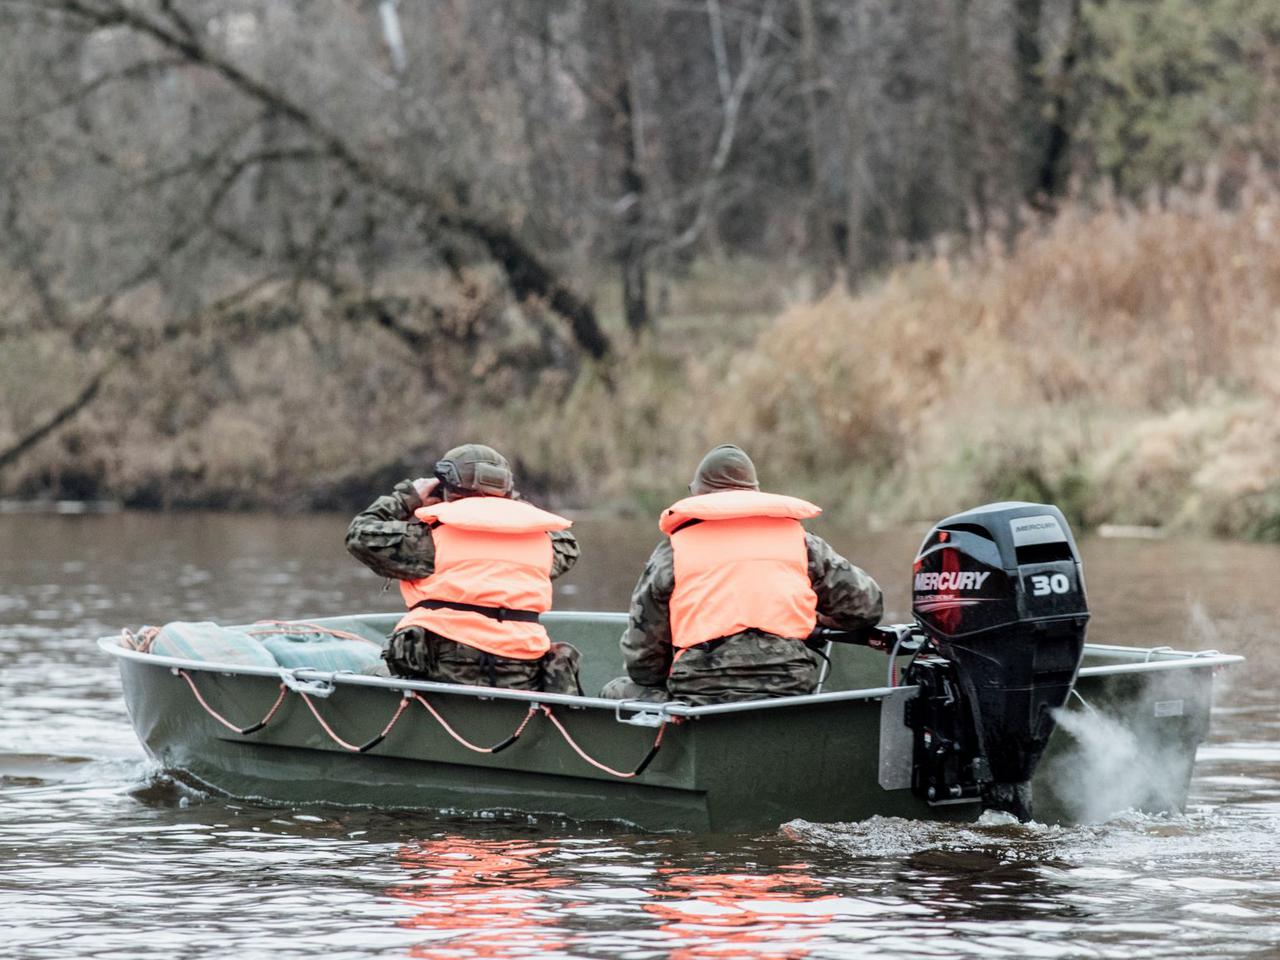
[96,635,910,718]
[96,629,1244,721]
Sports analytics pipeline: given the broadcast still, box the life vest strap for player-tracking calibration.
[410,599,541,623]
[669,518,703,535]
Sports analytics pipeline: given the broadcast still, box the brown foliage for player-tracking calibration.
[4,186,1280,537]
[705,182,1280,534]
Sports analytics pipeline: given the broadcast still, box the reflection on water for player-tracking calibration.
[1,512,1278,958]
[391,839,576,958]
[644,867,837,960]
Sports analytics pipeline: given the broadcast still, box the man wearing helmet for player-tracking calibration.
[601,444,883,705]
[346,444,582,693]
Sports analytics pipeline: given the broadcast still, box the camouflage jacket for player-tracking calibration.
[621,532,883,704]
[344,479,580,584]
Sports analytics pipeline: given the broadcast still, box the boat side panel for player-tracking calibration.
[118,657,714,829]
[172,740,710,830]
[681,699,977,830]
[119,654,958,831]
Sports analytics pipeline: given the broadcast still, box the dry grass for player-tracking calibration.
[4,184,1280,537]
[699,180,1280,535]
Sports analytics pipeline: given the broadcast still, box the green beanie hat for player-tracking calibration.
[690,444,759,495]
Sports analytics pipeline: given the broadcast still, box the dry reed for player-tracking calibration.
[3,185,1279,537]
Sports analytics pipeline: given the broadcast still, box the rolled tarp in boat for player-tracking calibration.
[258,631,383,672]
[149,621,277,667]
[148,620,384,673]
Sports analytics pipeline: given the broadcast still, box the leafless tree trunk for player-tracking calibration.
[796,0,837,282]
[603,0,650,339]
[1035,0,1084,201]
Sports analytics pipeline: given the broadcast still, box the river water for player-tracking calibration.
[1,512,1276,958]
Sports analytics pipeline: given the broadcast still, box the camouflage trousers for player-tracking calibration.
[601,631,819,706]
[385,627,582,695]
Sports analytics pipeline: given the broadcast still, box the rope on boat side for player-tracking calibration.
[298,691,412,753]
[174,668,667,774]
[178,670,288,735]
[539,706,667,779]
[1069,687,1100,715]
[410,693,538,754]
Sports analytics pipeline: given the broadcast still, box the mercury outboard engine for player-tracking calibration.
[904,502,1089,820]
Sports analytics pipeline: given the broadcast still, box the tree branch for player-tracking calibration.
[654,0,776,257]
[54,0,612,359]
[0,360,119,472]
[15,57,186,124]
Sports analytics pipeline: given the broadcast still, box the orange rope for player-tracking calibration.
[121,626,160,651]
[298,692,410,752]
[540,706,666,779]
[176,663,662,773]
[247,620,381,646]
[178,670,287,735]
[411,693,538,754]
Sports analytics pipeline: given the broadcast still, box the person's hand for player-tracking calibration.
[412,477,442,504]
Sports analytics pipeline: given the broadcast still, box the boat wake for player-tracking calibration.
[779,814,1065,859]
[0,750,153,788]
[778,805,1225,860]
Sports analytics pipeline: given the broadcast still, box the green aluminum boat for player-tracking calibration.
[100,611,1239,831]
[101,502,1243,830]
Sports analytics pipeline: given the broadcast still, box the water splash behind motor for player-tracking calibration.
[1047,694,1198,823]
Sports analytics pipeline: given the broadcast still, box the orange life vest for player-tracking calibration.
[396,497,572,660]
[660,490,821,655]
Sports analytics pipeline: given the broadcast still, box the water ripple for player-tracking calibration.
[2,514,1278,958]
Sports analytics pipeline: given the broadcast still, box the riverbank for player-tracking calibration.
[3,190,1278,539]
[481,187,1280,540]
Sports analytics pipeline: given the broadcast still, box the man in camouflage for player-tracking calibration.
[345,443,582,694]
[601,444,883,706]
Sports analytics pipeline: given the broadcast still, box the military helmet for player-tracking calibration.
[434,443,514,497]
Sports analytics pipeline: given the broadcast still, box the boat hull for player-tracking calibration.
[119,656,967,831]
[109,615,1231,831]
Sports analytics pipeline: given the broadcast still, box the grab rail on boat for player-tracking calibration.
[98,634,913,722]
[96,635,1243,721]
[1076,654,1242,678]
[613,700,668,728]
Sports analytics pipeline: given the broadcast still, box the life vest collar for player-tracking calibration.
[415,496,572,534]
[659,489,821,535]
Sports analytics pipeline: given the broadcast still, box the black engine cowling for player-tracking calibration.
[904,501,1089,820]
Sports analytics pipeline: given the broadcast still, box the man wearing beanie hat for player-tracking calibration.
[346,444,582,693]
[602,444,882,705]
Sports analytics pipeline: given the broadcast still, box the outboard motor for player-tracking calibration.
[904,502,1089,820]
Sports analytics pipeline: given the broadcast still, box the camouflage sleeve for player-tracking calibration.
[805,533,884,631]
[344,479,437,581]
[619,539,675,686]
[549,528,580,580]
